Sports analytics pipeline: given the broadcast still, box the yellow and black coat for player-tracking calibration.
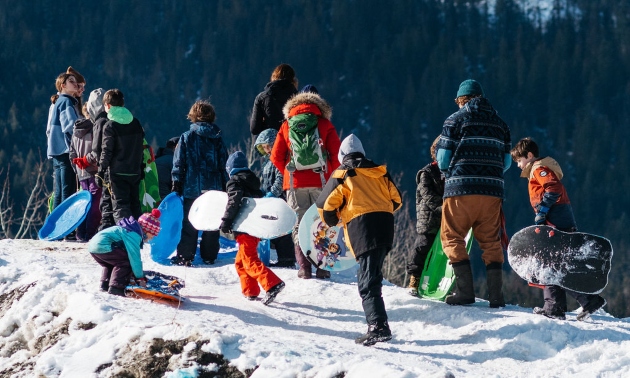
[316,156,402,259]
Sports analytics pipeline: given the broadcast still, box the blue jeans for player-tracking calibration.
[52,153,76,209]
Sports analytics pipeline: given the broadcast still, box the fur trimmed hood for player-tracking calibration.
[283,92,332,120]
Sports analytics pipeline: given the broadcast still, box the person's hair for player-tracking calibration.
[187,100,216,123]
[82,103,89,118]
[455,94,481,107]
[510,137,539,160]
[51,73,76,103]
[430,135,440,161]
[103,89,124,107]
[270,63,298,88]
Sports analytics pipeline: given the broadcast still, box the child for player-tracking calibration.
[171,100,229,266]
[70,92,105,241]
[97,89,145,223]
[316,134,402,346]
[220,151,285,305]
[88,209,161,296]
[406,136,444,296]
[511,137,606,321]
[254,128,296,267]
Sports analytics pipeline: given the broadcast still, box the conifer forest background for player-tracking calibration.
[1,0,629,317]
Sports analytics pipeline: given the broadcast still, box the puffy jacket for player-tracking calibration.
[250,79,297,135]
[255,129,284,198]
[172,122,229,199]
[415,162,444,235]
[154,148,174,199]
[46,94,78,158]
[99,107,145,176]
[316,153,402,258]
[522,156,576,231]
[270,92,341,190]
[87,217,144,279]
[85,111,109,167]
[222,170,263,223]
[69,118,98,180]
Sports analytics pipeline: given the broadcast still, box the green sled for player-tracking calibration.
[417,228,473,301]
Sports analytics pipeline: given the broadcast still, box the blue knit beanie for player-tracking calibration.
[226,151,249,175]
[456,79,484,98]
[300,84,319,94]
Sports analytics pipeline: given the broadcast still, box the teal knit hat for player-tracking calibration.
[456,79,484,98]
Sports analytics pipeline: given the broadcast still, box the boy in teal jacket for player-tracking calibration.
[88,209,161,296]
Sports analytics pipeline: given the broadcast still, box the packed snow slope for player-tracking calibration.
[0,239,629,377]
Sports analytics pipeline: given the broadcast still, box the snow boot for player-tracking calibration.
[533,306,566,320]
[295,245,312,279]
[445,260,475,305]
[262,281,285,305]
[108,286,126,297]
[100,280,109,292]
[407,276,420,297]
[486,262,505,308]
[577,296,606,321]
[315,268,331,279]
[355,321,392,346]
[170,255,193,267]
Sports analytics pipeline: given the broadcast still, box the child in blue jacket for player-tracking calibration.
[88,209,161,296]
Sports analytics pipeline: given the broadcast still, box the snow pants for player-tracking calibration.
[357,247,389,326]
[176,197,220,262]
[110,173,142,223]
[90,246,132,289]
[235,233,282,297]
[99,172,115,231]
[406,231,438,277]
[77,177,102,241]
[441,195,504,265]
[270,233,296,265]
[543,285,593,313]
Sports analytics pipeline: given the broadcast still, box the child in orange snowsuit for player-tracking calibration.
[219,151,285,305]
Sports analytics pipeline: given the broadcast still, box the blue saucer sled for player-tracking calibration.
[39,191,92,241]
[148,192,184,264]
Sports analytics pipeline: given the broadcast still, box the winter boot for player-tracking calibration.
[295,245,312,279]
[486,262,506,308]
[355,321,392,346]
[577,296,606,321]
[315,268,331,279]
[445,260,475,305]
[533,306,566,320]
[262,281,285,305]
[100,280,110,292]
[108,286,126,297]
[407,276,420,297]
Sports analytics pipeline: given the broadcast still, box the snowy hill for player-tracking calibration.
[0,239,629,377]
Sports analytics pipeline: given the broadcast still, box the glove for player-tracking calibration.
[264,192,275,198]
[171,181,183,195]
[535,205,549,225]
[136,277,147,287]
[95,171,105,188]
[72,157,89,169]
[220,219,233,234]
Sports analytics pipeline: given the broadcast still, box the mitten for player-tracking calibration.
[72,157,89,169]
[171,181,183,195]
[220,219,233,234]
[535,205,549,225]
[264,192,275,198]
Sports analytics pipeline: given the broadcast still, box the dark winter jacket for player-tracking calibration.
[250,79,297,135]
[69,118,98,180]
[254,129,284,199]
[221,170,264,223]
[99,107,145,176]
[172,122,229,199]
[522,157,577,231]
[415,162,444,235]
[436,97,511,199]
[154,148,174,199]
[85,111,109,168]
[316,153,402,259]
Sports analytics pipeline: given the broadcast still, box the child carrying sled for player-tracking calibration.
[220,151,285,305]
[87,209,161,296]
[511,137,606,321]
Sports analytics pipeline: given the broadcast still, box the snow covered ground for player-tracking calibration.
[0,238,629,377]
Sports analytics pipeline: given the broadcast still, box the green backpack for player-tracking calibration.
[287,112,327,172]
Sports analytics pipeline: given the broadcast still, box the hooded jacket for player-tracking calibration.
[254,128,284,198]
[316,135,402,258]
[221,170,264,224]
[69,118,98,180]
[270,92,341,190]
[172,122,229,199]
[46,94,79,158]
[250,79,297,135]
[415,162,444,235]
[522,156,576,231]
[99,106,145,176]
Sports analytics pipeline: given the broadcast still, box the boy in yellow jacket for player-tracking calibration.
[316,134,402,346]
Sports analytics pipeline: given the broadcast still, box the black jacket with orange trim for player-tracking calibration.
[315,153,402,259]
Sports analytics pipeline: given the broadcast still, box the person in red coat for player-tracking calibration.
[270,91,341,279]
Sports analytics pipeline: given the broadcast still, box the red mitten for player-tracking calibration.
[72,157,89,169]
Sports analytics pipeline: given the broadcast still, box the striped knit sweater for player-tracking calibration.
[436,97,511,199]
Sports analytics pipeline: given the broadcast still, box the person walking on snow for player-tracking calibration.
[316,134,402,346]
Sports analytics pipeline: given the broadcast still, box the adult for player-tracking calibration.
[435,79,512,307]
[270,91,341,279]
[154,137,179,200]
[46,72,80,209]
[249,63,298,136]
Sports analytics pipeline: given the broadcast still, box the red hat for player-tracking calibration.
[138,209,161,237]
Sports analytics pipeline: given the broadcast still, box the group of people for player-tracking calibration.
[44,63,606,347]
